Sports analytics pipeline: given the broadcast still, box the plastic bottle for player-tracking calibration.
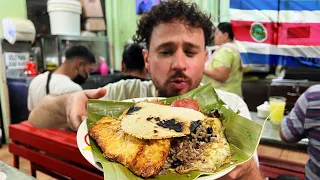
[99,56,109,75]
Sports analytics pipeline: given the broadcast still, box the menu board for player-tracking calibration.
[4,52,29,69]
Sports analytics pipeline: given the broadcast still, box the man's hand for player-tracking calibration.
[66,88,106,130]
[218,158,263,180]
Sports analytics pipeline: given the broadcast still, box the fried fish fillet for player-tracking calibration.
[89,116,171,178]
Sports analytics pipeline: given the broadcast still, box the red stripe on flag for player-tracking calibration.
[231,20,320,46]
[278,23,320,46]
[231,20,277,45]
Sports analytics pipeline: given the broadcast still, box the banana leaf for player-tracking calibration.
[86,83,265,180]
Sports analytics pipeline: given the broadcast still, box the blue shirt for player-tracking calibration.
[138,0,153,14]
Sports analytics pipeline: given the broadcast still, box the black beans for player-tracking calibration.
[207,126,213,134]
[190,120,201,133]
[171,159,183,168]
[209,109,221,118]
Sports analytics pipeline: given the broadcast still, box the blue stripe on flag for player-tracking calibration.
[230,0,320,11]
[280,0,320,11]
[240,52,320,68]
[230,0,279,10]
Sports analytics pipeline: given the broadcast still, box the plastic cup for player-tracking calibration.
[269,96,286,124]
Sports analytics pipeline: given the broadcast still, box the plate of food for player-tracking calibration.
[77,84,265,180]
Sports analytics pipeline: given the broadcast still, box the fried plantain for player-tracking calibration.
[89,116,170,178]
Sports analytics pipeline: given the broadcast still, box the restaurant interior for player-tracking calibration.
[0,0,319,180]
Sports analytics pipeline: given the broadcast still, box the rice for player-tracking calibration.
[159,122,217,174]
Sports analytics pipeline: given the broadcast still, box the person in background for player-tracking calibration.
[121,43,148,80]
[28,1,263,179]
[105,43,148,84]
[138,0,153,14]
[280,85,320,180]
[27,45,95,111]
[202,22,243,97]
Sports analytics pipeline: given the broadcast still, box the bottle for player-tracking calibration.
[99,56,109,75]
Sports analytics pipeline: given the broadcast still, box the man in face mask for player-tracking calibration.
[27,45,95,111]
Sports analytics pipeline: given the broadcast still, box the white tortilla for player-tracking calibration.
[121,102,206,139]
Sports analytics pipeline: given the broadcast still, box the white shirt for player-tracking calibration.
[101,79,250,118]
[28,71,82,111]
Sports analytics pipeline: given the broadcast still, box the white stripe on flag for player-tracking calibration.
[279,10,320,23]
[235,41,320,58]
[231,9,320,23]
[230,9,277,22]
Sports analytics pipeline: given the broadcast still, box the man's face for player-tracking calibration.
[76,59,92,78]
[83,63,92,77]
[143,21,207,97]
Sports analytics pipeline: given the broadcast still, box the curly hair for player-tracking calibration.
[133,0,214,48]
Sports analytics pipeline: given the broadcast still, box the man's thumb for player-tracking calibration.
[85,88,107,99]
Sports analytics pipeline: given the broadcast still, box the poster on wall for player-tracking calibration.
[136,0,167,15]
[4,52,30,69]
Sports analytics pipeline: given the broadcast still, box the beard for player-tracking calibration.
[152,70,195,97]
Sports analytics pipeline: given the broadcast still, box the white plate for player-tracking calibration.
[77,118,103,171]
[76,98,236,179]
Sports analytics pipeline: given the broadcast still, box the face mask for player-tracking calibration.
[73,73,88,85]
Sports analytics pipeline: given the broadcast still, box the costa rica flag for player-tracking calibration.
[230,0,320,68]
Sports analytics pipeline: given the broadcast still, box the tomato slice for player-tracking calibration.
[170,98,199,111]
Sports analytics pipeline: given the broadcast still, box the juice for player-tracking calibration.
[269,97,286,123]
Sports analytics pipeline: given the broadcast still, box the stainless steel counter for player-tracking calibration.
[250,112,308,149]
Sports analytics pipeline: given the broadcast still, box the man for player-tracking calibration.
[28,1,263,179]
[121,43,148,81]
[27,45,95,111]
[280,85,320,180]
[103,43,148,85]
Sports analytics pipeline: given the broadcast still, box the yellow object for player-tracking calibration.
[269,97,286,123]
[84,146,92,152]
[46,62,58,71]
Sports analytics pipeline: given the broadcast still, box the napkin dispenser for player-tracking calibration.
[2,18,36,44]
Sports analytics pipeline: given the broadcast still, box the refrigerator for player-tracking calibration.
[39,35,111,73]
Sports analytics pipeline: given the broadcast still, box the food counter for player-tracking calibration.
[250,112,308,149]
[250,112,309,179]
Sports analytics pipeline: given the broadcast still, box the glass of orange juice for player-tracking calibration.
[269,96,286,124]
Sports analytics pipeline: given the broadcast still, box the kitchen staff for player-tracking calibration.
[202,22,243,97]
[27,45,95,111]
